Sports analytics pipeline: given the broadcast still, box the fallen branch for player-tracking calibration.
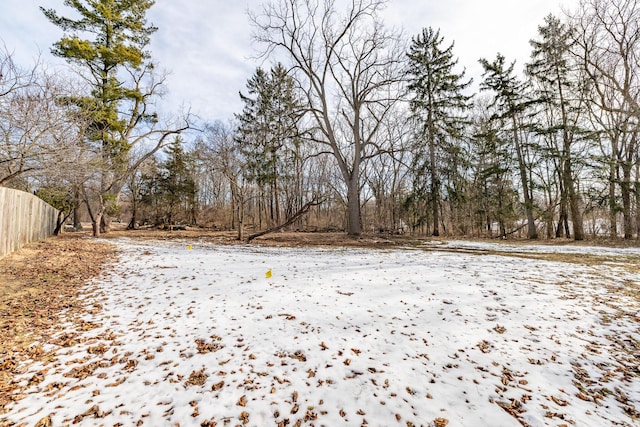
[246,198,324,242]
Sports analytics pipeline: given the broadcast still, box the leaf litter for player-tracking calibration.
[0,235,116,419]
[1,238,639,426]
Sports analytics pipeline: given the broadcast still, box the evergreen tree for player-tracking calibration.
[406,27,472,236]
[480,54,539,239]
[527,14,585,240]
[42,0,156,156]
[42,0,186,236]
[235,63,302,226]
[469,99,518,238]
[158,137,197,225]
[237,67,271,185]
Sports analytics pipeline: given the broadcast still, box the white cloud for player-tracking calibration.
[148,1,258,121]
[0,0,579,122]
[384,0,579,85]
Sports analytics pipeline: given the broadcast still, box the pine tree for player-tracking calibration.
[42,0,184,236]
[42,0,156,154]
[527,14,585,240]
[480,54,539,239]
[406,27,472,236]
[469,99,518,238]
[158,137,197,225]
[235,63,302,226]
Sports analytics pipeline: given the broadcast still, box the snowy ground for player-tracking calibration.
[4,239,640,426]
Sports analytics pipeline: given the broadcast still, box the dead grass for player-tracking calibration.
[105,227,426,248]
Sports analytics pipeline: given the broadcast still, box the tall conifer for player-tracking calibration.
[480,54,538,239]
[42,0,181,236]
[527,14,585,240]
[406,27,472,236]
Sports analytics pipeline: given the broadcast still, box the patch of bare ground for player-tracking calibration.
[106,226,427,248]
[0,234,116,417]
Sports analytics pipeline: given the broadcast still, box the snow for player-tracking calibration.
[5,239,640,426]
[425,238,640,257]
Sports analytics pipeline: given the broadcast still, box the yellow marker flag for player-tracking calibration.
[187,245,193,250]
[265,269,272,279]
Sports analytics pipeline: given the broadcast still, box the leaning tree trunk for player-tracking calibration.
[127,202,138,230]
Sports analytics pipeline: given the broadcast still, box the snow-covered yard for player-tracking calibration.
[4,239,640,426]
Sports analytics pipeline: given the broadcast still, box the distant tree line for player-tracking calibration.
[1,0,639,240]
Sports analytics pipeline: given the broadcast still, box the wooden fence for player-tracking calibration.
[0,187,59,258]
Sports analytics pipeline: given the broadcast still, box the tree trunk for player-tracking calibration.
[555,171,567,238]
[127,192,138,230]
[83,188,100,237]
[556,70,583,241]
[556,203,569,238]
[54,211,65,236]
[236,199,244,241]
[609,161,618,238]
[346,175,361,235]
[635,163,640,239]
[73,187,83,231]
[564,157,584,240]
[621,165,633,239]
[100,213,111,234]
[566,178,584,240]
[511,117,537,239]
[93,212,103,237]
[544,188,554,239]
[430,142,440,237]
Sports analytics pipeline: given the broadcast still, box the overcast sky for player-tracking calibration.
[1,0,578,123]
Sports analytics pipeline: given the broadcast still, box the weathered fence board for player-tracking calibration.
[0,187,59,258]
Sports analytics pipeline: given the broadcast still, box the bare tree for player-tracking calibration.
[251,0,404,235]
[0,46,36,98]
[1,48,86,188]
[86,66,190,236]
[197,121,248,240]
[570,0,640,120]
[362,108,412,234]
[570,0,640,238]
[528,14,588,240]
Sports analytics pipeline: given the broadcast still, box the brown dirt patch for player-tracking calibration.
[105,227,427,248]
[0,234,116,415]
